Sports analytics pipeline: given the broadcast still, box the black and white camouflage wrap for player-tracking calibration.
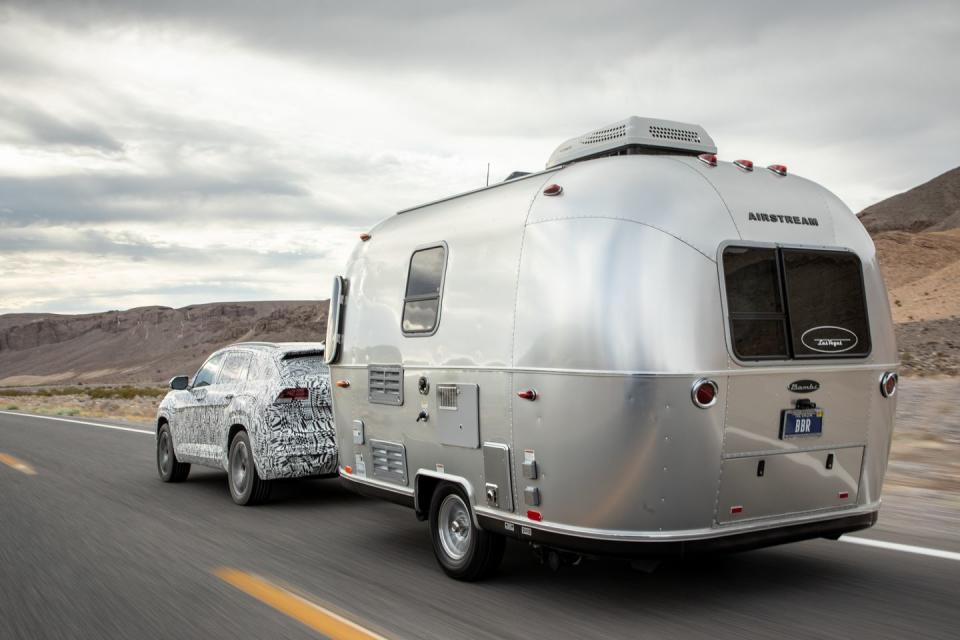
[156,343,337,481]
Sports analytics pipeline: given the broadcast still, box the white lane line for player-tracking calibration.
[841,535,960,562]
[0,410,153,435]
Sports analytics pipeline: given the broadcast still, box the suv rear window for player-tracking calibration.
[722,246,871,360]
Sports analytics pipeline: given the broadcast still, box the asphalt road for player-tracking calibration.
[1,411,958,640]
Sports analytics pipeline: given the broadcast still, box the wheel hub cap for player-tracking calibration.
[232,441,249,494]
[438,494,472,561]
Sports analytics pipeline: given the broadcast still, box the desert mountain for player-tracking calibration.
[0,301,326,387]
[862,164,960,375]
[3,165,959,386]
[859,166,960,233]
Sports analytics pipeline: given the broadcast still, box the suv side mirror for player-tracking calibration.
[170,375,189,391]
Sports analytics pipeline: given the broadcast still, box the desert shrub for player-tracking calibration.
[0,386,166,399]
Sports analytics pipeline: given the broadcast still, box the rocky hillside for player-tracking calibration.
[0,301,327,386]
[859,166,960,233]
[2,165,958,386]
[863,165,960,375]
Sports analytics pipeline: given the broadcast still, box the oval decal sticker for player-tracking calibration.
[800,326,859,354]
[788,380,820,393]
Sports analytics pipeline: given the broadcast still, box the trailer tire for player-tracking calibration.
[429,482,504,581]
[157,423,190,482]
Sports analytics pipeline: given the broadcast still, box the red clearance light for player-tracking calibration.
[517,389,538,401]
[880,372,898,398]
[691,379,718,409]
[838,491,850,500]
[277,387,309,401]
[731,506,743,515]
[344,465,353,475]
[360,233,372,241]
[698,153,717,167]
[734,159,754,171]
[527,510,543,521]
[542,184,563,196]
[335,380,351,389]
[767,164,788,176]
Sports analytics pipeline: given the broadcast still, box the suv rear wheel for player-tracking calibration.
[228,430,272,505]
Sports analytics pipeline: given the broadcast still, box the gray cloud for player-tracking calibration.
[0,227,330,265]
[0,0,957,314]
[0,97,123,151]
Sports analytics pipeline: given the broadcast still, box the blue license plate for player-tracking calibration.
[781,408,824,438]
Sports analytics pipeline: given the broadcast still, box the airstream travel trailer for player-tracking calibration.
[325,116,898,580]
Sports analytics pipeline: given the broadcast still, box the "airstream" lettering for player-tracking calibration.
[748,211,820,226]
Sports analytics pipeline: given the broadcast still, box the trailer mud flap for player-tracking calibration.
[716,446,863,524]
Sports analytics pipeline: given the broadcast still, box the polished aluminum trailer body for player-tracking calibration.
[329,120,897,556]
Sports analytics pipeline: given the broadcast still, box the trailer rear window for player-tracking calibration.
[402,244,446,335]
[722,246,871,360]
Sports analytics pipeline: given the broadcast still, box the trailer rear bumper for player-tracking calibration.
[477,510,878,558]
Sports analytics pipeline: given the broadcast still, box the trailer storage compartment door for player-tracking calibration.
[716,446,863,524]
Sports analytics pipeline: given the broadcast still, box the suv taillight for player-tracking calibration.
[277,387,309,402]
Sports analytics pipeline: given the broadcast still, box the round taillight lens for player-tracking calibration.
[880,372,898,398]
[691,379,719,409]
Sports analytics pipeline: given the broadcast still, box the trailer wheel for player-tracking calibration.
[157,423,190,482]
[429,482,504,581]
[228,430,272,505]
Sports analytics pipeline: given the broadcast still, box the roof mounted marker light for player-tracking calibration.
[691,379,718,409]
[698,153,717,167]
[360,233,372,241]
[880,372,898,398]
[734,159,754,172]
[543,184,563,196]
[767,164,788,176]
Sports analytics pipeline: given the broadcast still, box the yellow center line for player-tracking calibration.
[0,452,37,475]
[214,568,390,640]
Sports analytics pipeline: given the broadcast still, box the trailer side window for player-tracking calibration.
[402,245,446,335]
[722,246,871,360]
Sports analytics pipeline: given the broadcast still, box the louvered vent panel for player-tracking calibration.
[581,124,627,144]
[648,125,701,144]
[368,365,403,406]
[370,440,407,485]
[437,384,458,410]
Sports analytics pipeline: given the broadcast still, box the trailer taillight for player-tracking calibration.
[527,510,542,521]
[691,379,718,409]
[734,159,754,171]
[767,164,788,176]
[880,372,898,398]
[276,387,309,402]
[698,153,717,167]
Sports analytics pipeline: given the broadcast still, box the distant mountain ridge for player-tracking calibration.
[859,166,960,233]
[0,301,327,387]
[4,164,960,385]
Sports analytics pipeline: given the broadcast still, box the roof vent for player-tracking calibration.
[546,116,716,168]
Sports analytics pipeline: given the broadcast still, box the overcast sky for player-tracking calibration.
[1,1,958,315]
